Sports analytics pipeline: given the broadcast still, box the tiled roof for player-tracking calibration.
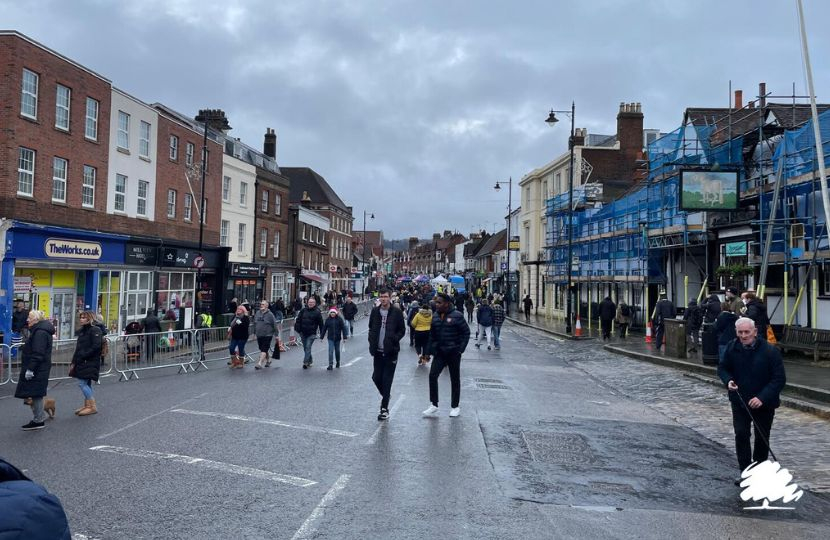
[281,167,349,211]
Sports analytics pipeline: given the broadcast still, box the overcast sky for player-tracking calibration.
[4,0,830,239]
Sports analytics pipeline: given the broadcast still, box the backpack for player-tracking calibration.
[621,305,631,317]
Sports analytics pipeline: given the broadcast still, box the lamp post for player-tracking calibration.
[494,176,513,315]
[546,102,576,333]
[362,210,374,298]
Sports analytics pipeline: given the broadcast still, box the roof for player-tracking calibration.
[475,230,507,257]
[281,167,349,211]
[684,104,830,146]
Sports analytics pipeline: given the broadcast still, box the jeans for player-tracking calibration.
[730,401,775,471]
[345,319,354,337]
[229,339,246,357]
[328,339,341,366]
[718,344,727,363]
[618,323,628,338]
[429,352,461,408]
[492,325,502,347]
[478,325,492,347]
[29,397,46,423]
[372,352,398,410]
[302,334,316,364]
[77,377,94,399]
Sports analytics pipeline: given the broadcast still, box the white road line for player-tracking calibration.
[170,409,358,437]
[340,356,363,367]
[89,445,316,487]
[95,392,208,440]
[364,393,405,445]
[291,474,351,540]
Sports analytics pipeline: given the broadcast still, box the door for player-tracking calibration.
[52,290,76,341]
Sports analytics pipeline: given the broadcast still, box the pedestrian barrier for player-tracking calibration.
[114,329,198,381]
[0,344,11,385]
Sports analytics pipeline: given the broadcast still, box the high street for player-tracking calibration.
[2,319,829,539]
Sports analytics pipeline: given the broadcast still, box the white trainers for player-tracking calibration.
[449,407,461,417]
[422,405,439,416]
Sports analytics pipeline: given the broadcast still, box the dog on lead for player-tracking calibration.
[23,397,56,419]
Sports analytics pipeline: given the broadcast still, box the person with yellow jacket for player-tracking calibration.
[411,304,434,365]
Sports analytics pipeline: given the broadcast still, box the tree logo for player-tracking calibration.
[738,460,803,510]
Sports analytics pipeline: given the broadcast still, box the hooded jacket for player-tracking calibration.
[72,323,103,381]
[14,320,54,399]
[411,308,434,332]
[477,304,494,327]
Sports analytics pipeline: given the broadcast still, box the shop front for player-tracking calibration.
[227,263,267,312]
[299,270,328,297]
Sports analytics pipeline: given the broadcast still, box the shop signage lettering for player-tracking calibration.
[161,248,218,268]
[14,276,32,293]
[44,238,102,260]
[232,263,265,276]
[725,241,747,257]
[126,244,158,266]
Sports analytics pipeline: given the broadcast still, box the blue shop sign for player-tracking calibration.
[9,224,125,264]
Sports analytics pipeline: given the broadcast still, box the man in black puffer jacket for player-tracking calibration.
[423,292,470,418]
[368,289,406,421]
[294,297,324,368]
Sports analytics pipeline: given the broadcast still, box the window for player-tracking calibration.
[82,165,96,208]
[260,228,268,257]
[270,273,287,304]
[52,157,67,202]
[302,224,307,240]
[185,142,195,166]
[183,193,192,221]
[21,69,38,119]
[117,111,130,150]
[85,98,99,140]
[261,190,269,212]
[239,182,248,207]
[273,230,280,258]
[115,174,127,212]
[167,189,176,218]
[137,180,149,216]
[220,220,230,247]
[238,223,246,253]
[322,232,326,246]
[155,271,195,317]
[139,121,151,158]
[55,84,70,130]
[274,193,281,215]
[301,249,306,268]
[169,135,178,160]
[316,228,321,244]
[17,147,35,196]
[222,176,231,202]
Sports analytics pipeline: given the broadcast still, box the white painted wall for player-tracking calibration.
[221,155,257,263]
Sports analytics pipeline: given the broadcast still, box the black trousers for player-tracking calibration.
[414,331,431,356]
[730,401,775,472]
[654,322,665,349]
[429,352,461,408]
[600,318,612,339]
[617,323,628,338]
[372,352,398,410]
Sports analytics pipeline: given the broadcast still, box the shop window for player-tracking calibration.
[97,270,122,331]
[156,271,194,318]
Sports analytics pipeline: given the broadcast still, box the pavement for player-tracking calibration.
[508,311,830,415]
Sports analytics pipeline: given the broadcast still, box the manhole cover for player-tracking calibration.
[521,431,599,465]
[477,383,511,390]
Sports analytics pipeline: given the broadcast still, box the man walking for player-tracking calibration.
[11,300,29,334]
[652,291,676,352]
[294,296,324,369]
[341,295,358,336]
[522,294,533,322]
[423,292,470,418]
[683,299,703,353]
[475,298,494,350]
[598,296,616,341]
[368,289,406,421]
[718,317,786,484]
[491,299,505,350]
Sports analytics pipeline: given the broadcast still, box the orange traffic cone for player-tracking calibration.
[645,320,653,343]
[575,315,582,337]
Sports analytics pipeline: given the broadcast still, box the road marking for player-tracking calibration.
[95,393,208,440]
[340,356,363,367]
[365,393,405,445]
[89,445,316,487]
[73,534,102,540]
[291,474,351,540]
[170,409,358,437]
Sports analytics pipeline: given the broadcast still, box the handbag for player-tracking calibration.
[68,363,75,377]
[271,338,281,359]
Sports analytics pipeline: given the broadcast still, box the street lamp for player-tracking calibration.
[546,102,576,333]
[362,210,374,297]
[493,177,513,315]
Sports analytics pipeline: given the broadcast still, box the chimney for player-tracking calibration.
[263,128,277,159]
[432,233,441,241]
[734,90,743,109]
[759,82,767,107]
[409,236,419,250]
[616,100,644,164]
[570,127,586,148]
[301,191,312,205]
[196,109,231,133]
[443,230,452,238]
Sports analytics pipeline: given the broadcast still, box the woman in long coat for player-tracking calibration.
[15,310,55,430]
[72,310,103,416]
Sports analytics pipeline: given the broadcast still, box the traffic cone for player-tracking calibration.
[645,321,653,343]
[575,315,582,337]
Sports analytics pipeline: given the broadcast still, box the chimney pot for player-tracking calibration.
[620,102,625,112]
[734,90,743,109]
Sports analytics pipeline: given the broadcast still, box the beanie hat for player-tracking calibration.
[329,308,337,314]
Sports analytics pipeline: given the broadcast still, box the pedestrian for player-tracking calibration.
[492,299,505,350]
[406,300,420,347]
[270,298,285,322]
[741,291,770,341]
[522,294,533,322]
[598,296,616,340]
[717,317,785,485]
[294,296,324,369]
[683,299,703,353]
[321,307,348,370]
[368,288,406,421]
[242,299,252,313]
[714,302,738,362]
[254,301,279,370]
[11,299,29,334]
[411,302,433,365]
[141,308,162,362]
[464,296,475,323]
[69,310,103,416]
[227,297,238,314]
[14,310,55,431]
[475,298,494,350]
[652,291,676,352]
[615,301,631,338]
[725,287,742,315]
[454,293,465,314]
[423,292,470,418]
[227,306,250,369]
[341,295,358,336]
[701,293,722,324]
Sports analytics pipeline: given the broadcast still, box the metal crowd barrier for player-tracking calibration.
[0,344,11,385]
[114,329,197,381]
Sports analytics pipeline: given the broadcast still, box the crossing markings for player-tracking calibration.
[170,409,358,437]
[365,393,405,445]
[95,392,209,440]
[291,474,351,540]
[340,355,363,367]
[89,445,317,487]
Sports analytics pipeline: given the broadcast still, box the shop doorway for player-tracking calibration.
[52,289,76,341]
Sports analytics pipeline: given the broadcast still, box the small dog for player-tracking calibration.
[23,396,56,419]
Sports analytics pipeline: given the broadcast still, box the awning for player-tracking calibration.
[300,271,328,283]
[481,277,492,284]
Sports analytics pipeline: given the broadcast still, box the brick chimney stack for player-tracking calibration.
[734,90,743,109]
[263,128,277,159]
[616,102,644,164]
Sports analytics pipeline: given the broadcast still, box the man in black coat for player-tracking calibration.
[294,297,324,368]
[368,288,406,421]
[598,296,616,341]
[652,292,676,352]
[341,295,358,336]
[423,292,471,418]
[718,317,786,484]
[141,309,162,362]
